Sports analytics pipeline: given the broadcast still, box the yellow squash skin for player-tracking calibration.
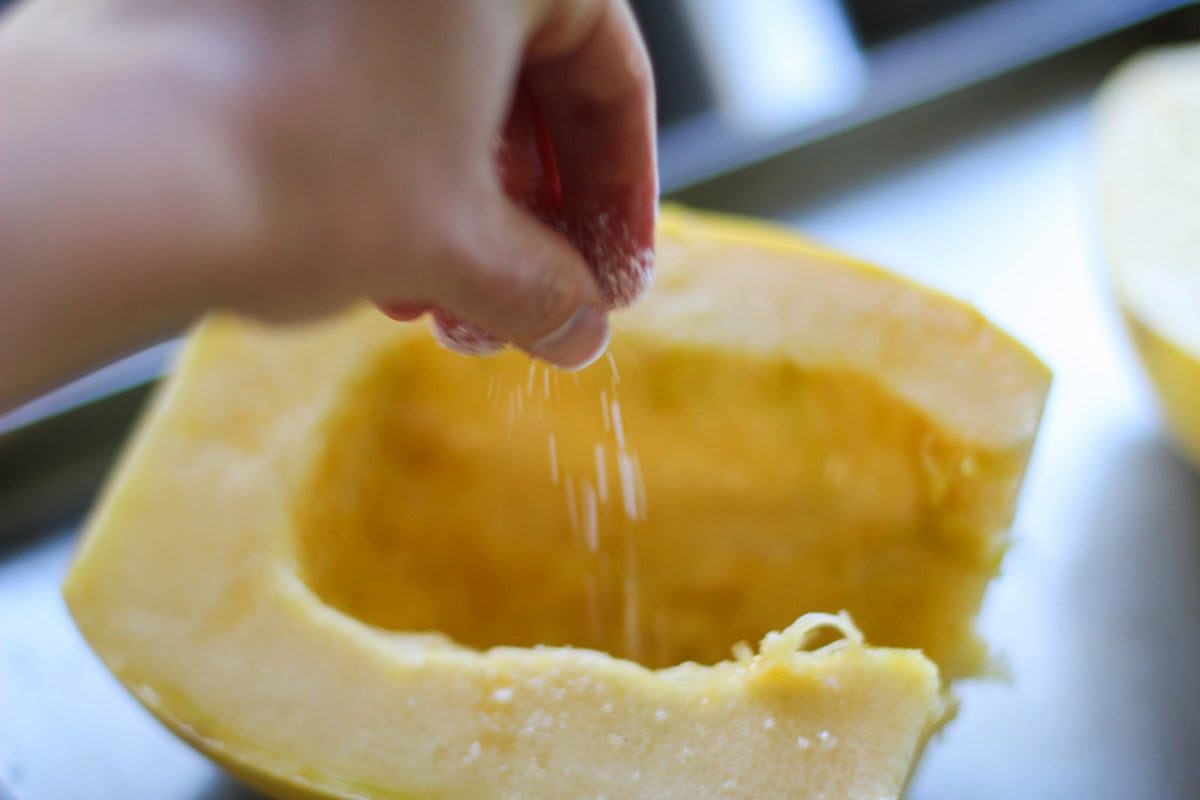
[64,206,1049,799]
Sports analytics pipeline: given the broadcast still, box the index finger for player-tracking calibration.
[522,0,658,311]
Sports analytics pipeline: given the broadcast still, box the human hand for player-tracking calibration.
[0,0,657,406]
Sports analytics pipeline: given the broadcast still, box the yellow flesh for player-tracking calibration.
[297,335,1025,677]
[63,207,1049,799]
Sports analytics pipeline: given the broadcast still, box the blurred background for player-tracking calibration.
[3,1,1200,799]
[638,0,1187,190]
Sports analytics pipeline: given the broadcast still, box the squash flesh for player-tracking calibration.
[297,333,1025,677]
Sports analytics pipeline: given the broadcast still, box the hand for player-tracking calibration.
[0,0,657,407]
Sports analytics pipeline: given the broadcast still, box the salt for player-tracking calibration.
[594,444,608,502]
[582,483,598,553]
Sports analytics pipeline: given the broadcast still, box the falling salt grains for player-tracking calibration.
[617,452,638,519]
[543,368,551,399]
[594,444,609,502]
[606,351,621,383]
[600,389,611,431]
[527,362,537,395]
[548,434,559,485]
[610,397,626,452]
[486,374,497,400]
[582,482,599,553]
[515,385,525,415]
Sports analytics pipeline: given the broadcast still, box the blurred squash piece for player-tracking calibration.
[1094,43,1200,471]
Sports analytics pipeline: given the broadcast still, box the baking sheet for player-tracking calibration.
[4,22,1200,800]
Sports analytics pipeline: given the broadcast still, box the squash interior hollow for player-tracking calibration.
[292,333,1008,673]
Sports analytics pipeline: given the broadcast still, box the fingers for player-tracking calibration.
[523,0,658,309]
[378,0,658,369]
[434,198,611,369]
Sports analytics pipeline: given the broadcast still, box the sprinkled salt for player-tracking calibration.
[582,482,598,553]
[594,443,608,502]
[611,397,626,452]
[617,452,638,520]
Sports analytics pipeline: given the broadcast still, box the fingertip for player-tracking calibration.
[378,301,434,321]
[527,304,610,370]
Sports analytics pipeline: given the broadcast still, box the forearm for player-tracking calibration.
[0,24,254,408]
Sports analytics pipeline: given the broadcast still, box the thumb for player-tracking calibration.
[435,199,610,370]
